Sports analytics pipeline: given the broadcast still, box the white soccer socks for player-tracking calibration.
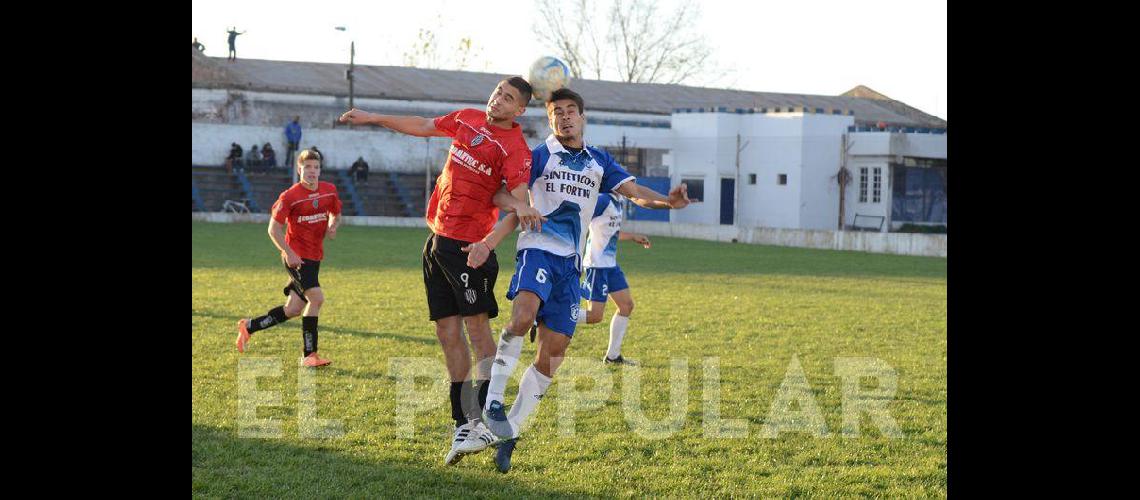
[486,329,524,410]
[606,313,630,360]
[507,364,553,431]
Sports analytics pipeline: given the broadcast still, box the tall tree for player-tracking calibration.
[534,0,718,85]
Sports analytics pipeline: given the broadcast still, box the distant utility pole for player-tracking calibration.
[837,134,854,230]
[348,41,355,110]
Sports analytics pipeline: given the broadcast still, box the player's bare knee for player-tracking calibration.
[434,317,462,339]
[508,292,540,335]
[464,315,492,339]
[587,307,604,324]
[508,306,536,335]
[283,303,304,317]
[305,289,325,307]
[618,299,634,317]
[508,316,534,336]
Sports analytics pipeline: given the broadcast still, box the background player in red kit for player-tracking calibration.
[338,77,544,464]
[236,149,342,367]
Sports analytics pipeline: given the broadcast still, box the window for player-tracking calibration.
[602,146,668,178]
[873,167,882,203]
[748,173,757,185]
[682,178,704,202]
[778,174,787,185]
[859,167,868,203]
[603,146,644,177]
[891,165,947,223]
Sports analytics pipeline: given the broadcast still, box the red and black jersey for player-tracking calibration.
[271,182,342,261]
[427,109,531,243]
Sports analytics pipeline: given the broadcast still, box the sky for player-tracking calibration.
[192,0,946,119]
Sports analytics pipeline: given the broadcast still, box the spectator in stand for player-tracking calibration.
[284,117,302,167]
[310,147,324,166]
[226,142,244,172]
[247,144,262,173]
[350,156,370,184]
[262,142,277,169]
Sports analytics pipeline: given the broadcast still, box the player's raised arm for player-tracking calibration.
[338,108,448,137]
[619,231,651,248]
[617,181,690,210]
[493,184,545,232]
[462,212,522,269]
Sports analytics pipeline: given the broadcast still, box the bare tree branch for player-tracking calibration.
[532,0,720,85]
[402,16,488,72]
[403,28,440,69]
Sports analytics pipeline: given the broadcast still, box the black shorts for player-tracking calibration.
[283,258,321,302]
[422,232,499,321]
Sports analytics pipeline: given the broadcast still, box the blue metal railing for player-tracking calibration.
[387,171,417,217]
[336,170,364,216]
[192,177,206,211]
[233,170,261,212]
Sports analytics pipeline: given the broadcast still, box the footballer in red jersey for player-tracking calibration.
[236,149,342,368]
[338,77,545,464]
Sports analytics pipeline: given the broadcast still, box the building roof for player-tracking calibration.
[192,50,946,129]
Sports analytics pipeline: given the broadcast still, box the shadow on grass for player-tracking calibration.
[192,425,591,498]
[192,310,437,346]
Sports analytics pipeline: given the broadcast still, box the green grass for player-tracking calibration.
[192,221,947,498]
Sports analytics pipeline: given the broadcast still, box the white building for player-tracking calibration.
[667,109,946,231]
[193,51,946,231]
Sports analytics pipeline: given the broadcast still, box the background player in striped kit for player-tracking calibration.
[579,192,659,365]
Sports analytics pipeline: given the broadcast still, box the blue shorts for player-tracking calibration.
[581,266,629,302]
[506,249,582,337]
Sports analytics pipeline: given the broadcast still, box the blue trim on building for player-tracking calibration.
[592,117,671,128]
[668,107,944,133]
[847,125,947,134]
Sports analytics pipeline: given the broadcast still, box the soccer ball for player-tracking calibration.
[528,56,571,103]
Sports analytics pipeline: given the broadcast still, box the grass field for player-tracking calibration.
[192,221,947,497]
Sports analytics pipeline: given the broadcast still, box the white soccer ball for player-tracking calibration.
[528,56,572,103]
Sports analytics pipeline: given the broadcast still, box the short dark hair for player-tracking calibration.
[503,76,533,105]
[547,88,585,113]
